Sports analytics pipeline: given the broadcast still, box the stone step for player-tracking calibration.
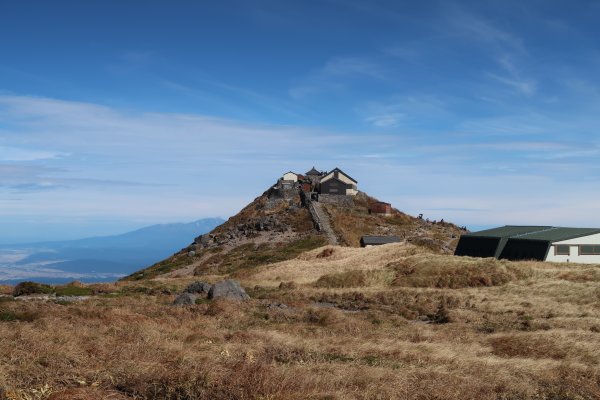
[311,202,338,245]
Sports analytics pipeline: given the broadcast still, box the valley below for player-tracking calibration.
[0,218,223,285]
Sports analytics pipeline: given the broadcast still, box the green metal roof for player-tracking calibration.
[464,226,551,238]
[466,226,600,243]
[516,227,600,242]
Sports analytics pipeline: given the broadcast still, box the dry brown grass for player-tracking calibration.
[0,285,13,296]
[389,253,532,288]
[246,242,420,286]
[322,199,463,253]
[314,269,394,288]
[2,244,600,399]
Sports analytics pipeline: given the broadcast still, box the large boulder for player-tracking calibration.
[172,292,197,305]
[208,280,250,301]
[184,281,212,295]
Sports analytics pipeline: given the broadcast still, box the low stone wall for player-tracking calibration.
[317,194,354,207]
[307,201,322,231]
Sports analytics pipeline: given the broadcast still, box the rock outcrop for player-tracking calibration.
[207,280,250,301]
[172,292,197,305]
[184,281,212,295]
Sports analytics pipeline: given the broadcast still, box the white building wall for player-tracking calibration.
[321,170,355,185]
[320,171,335,183]
[282,172,298,182]
[546,233,600,263]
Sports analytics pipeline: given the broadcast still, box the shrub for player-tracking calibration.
[0,309,39,322]
[304,307,342,326]
[315,270,367,288]
[278,281,297,290]
[119,283,177,296]
[0,285,13,295]
[12,281,54,297]
[314,270,392,288]
[431,297,451,324]
[54,285,93,297]
[88,282,120,294]
[316,248,335,258]
[489,334,568,360]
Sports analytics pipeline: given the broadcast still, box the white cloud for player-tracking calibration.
[488,73,536,95]
[447,9,527,55]
[0,146,68,161]
[364,112,404,127]
[0,95,386,220]
[289,56,386,99]
[360,95,452,128]
[2,94,600,232]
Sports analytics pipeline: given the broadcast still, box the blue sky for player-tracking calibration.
[1,0,600,243]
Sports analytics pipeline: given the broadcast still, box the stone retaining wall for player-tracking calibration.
[317,194,354,207]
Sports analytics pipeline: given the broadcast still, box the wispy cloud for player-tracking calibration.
[0,95,385,219]
[162,76,310,120]
[447,8,527,55]
[487,55,537,95]
[289,56,386,99]
[2,91,600,233]
[364,112,404,127]
[440,6,541,97]
[0,146,69,161]
[360,95,453,129]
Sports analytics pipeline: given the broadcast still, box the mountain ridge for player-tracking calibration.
[0,218,224,284]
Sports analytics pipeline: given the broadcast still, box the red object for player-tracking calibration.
[370,201,392,215]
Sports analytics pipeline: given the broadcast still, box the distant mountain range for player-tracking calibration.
[0,218,224,284]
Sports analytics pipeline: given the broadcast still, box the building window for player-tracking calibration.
[579,245,600,255]
[555,245,570,255]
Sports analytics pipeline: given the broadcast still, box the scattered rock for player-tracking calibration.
[173,292,198,305]
[14,294,53,301]
[313,301,336,309]
[184,281,212,295]
[208,279,250,301]
[55,296,89,303]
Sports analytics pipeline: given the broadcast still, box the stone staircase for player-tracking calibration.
[309,201,339,245]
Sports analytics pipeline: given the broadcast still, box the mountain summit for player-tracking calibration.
[125,168,465,280]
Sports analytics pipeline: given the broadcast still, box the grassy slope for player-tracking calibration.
[123,191,322,281]
[324,192,464,251]
[2,244,600,399]
[124,191,464,282]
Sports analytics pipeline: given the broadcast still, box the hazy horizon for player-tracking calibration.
[2,1,600,243]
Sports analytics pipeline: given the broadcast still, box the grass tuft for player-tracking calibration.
[0,309,40,322]
[54,285,93,297]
